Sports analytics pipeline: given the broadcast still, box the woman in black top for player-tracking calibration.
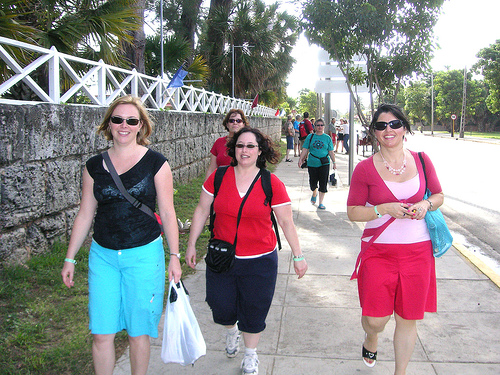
[61,95,181,375]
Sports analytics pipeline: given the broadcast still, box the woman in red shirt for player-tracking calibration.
[347,104,444,374]
[187,128,307,375]
[205,109,248,180]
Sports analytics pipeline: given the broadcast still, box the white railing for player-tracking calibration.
[0,36,275,117]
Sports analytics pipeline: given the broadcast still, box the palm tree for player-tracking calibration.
[199,0,298,103]
[1,0,142,99]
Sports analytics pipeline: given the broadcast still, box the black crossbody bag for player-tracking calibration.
[102,151,157,220]
[205,170,262,273]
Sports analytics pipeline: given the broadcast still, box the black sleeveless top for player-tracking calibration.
[86,149,167,250]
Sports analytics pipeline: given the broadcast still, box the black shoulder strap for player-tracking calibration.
[418,152,428,191]
[261,169,282,250]
[102,151,155,219]
[209,166,230,236]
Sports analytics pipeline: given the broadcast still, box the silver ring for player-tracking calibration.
[418,208,422,213]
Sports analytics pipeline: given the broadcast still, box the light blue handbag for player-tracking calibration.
[419,153,453,257]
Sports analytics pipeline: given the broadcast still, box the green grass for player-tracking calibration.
[0,140,285,374]
[463,131,500,139]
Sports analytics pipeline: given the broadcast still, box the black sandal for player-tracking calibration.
[362,345,377,368]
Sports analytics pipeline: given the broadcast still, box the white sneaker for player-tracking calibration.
[225,329,240,358]
[241,352,259,375]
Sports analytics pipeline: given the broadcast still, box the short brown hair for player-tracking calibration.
[222,109,249,131]
[97,95,153,146]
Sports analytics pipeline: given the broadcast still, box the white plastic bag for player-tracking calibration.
[161,279,206,365]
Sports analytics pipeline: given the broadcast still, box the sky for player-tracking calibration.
[286,0,500,113]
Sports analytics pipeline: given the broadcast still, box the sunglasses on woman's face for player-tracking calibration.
[228,118,243,124]
[235,143,258,149]
[374,119,403,131]
[110,116,141,126]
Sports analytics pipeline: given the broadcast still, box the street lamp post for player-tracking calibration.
[231,43,254,98]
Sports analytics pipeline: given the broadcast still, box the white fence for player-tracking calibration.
[0,36,275,117]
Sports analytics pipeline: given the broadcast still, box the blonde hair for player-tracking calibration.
[97,95,153,146]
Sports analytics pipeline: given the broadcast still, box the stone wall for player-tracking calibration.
[0,103,280,265]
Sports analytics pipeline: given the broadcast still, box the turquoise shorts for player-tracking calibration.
[88,236,165,337]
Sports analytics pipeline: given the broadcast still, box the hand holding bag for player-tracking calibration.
[419,153,453,257]
[161,280,206,366]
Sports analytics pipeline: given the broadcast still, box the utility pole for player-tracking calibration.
[459,66,467,138]
[431,72,434,135]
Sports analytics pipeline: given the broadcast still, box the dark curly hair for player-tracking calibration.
[227,127,280,169]
[369,103,414,137]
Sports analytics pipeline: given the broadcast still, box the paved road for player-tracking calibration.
[404,133,500,274]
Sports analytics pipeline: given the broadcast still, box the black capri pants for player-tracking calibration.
[308,164,330,193]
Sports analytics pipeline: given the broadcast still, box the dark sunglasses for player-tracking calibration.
[110,116,140,126]
[315,123,325,127]
[228,118,244,124]
[235,143,258,149]
[374,119,403,131]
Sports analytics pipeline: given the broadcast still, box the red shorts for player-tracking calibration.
[357,241,436,320]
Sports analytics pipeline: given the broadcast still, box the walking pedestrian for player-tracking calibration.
[186,127,307,375]
[347,103,444,374]
[61,95,182,375]
[297,118,336,210]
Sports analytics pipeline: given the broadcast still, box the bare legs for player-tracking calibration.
[93,334,116,375]
[361,313,418,375]
[242,331,261,350]
[129,335,151,375]
[92,333,150,375]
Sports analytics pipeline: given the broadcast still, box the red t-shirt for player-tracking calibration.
[210,136,232,167]
[203,167,291,257]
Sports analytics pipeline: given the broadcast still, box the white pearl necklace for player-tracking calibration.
[380,150,406,175]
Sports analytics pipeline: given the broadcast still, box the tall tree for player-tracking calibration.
[302,0,445,126]
[474,40,500,114]
[199,0,298,101]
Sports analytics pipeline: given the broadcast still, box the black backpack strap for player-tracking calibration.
[261,169,282,250]
[209,166,229,237]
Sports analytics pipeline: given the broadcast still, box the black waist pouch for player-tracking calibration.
[205,239,235,273]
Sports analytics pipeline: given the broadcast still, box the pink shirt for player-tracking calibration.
[347,151,442,245]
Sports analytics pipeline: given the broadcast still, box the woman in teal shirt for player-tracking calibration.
[298,119,336,209]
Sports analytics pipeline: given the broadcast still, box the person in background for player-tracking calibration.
[293,114,301,157]
[298,118,336,210]
[328,117,337,145]
[298,112,314,151]
[205,109,249,180]
[347,103,444,374]
[335,120,345,153]
[61,95,181,375]
[343,118,350,154]
[285,115,295,162]
[186,127,307,375]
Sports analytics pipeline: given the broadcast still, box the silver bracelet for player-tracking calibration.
[170,253,181,259]
[425,199,433,211]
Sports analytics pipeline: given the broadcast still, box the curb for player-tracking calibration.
[452,242,500,288]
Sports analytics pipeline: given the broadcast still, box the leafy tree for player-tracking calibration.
[433,69,484,131]
[404,81,431,125]
[152,0,204,59]
[297,88,320,117]
[474,40,500,114]
[302,0,445,126]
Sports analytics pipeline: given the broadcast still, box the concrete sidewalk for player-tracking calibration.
[114,152,500,375]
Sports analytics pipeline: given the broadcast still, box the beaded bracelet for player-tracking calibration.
[64,258,77,265]
[293,255,305,261]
